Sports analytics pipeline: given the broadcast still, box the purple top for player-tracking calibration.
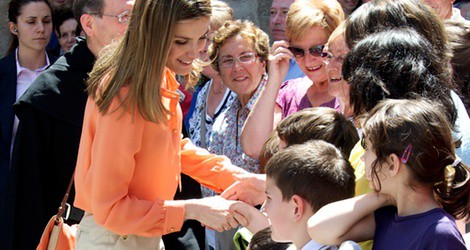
[276,76,339,118]
[373,206,466,250]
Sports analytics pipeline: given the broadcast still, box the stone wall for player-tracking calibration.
[223,0,272,37]
[0,0,272,58]
[1,0,10,58]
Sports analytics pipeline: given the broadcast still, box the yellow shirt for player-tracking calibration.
[349,141,372,196]
[349,141,373,250]
[74,68,244,237]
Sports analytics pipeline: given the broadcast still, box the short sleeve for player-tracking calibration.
[422,220,467,250]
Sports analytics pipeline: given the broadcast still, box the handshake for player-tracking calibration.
[182,173,268,233]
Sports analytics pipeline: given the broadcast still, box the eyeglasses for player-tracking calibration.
[218,52,258,68]
[321,51,347,65]
[288,45,324,58]
[89,10,132,24]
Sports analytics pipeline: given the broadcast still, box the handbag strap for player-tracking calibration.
[200,86,209,149]
[55,173,75,223]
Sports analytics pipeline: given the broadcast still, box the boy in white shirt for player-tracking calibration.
[235,140,357,250]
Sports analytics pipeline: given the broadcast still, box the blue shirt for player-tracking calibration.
[284,58,305,82]
[373,206,466,250]
[451,90,470,165]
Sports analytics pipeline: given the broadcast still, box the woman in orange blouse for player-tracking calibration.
[73,0,248,248]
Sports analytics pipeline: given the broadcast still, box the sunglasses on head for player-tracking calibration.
[288,45,325,58]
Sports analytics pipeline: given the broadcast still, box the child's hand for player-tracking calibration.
[232,202,270,234]
[184,196,247,232]
[221,173,266,206]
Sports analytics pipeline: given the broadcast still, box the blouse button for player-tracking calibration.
[122,235,128,240]
[172,129,178,134]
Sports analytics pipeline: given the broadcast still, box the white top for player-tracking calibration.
[301,240,335,250]
[451,90,470,165]
[10,49,50,162]
[450,7,466,22]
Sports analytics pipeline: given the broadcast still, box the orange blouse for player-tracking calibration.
[74,68,244,237]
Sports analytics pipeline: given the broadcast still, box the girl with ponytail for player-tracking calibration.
[307,99,470,249]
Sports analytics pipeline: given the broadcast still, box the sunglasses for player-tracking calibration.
[288,45,325,58]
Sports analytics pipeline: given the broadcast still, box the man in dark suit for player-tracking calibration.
[6,0,134,249]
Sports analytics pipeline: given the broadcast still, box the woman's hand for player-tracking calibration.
[220,173,266,206]
[184,196,248,232]
[268,40,293,86]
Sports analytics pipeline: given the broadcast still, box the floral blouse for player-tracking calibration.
[188,79,236,148]
[209,75,267,174]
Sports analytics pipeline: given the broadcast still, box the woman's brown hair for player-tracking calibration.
[87,0,211,124]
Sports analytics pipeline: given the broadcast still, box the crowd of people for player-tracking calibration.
[0,0,469,249]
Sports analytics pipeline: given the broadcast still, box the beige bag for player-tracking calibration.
[37,174,78,250]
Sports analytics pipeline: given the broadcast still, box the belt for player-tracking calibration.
[63,203,84,224]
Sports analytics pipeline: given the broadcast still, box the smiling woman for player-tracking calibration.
[73,0,251,249]
[166,17,209,75]
[324,22,353,119]
[53,8,79,54]
[208,20,269,172]
[206,19,269,249]
[240,0,344,160]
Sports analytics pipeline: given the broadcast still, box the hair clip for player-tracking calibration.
[444,158,459,196]
[451,157,461,168]
[442,157,470,196]
[451,157,470,189]
[400,144,412,164]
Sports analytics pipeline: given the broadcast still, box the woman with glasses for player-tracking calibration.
[241,0,344,160]
[205,20,269,249]
[208,20,269,174]
[73,0,253,249]
[323,22,353,120]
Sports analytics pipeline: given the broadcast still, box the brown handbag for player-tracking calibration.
[37,174,78,250]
